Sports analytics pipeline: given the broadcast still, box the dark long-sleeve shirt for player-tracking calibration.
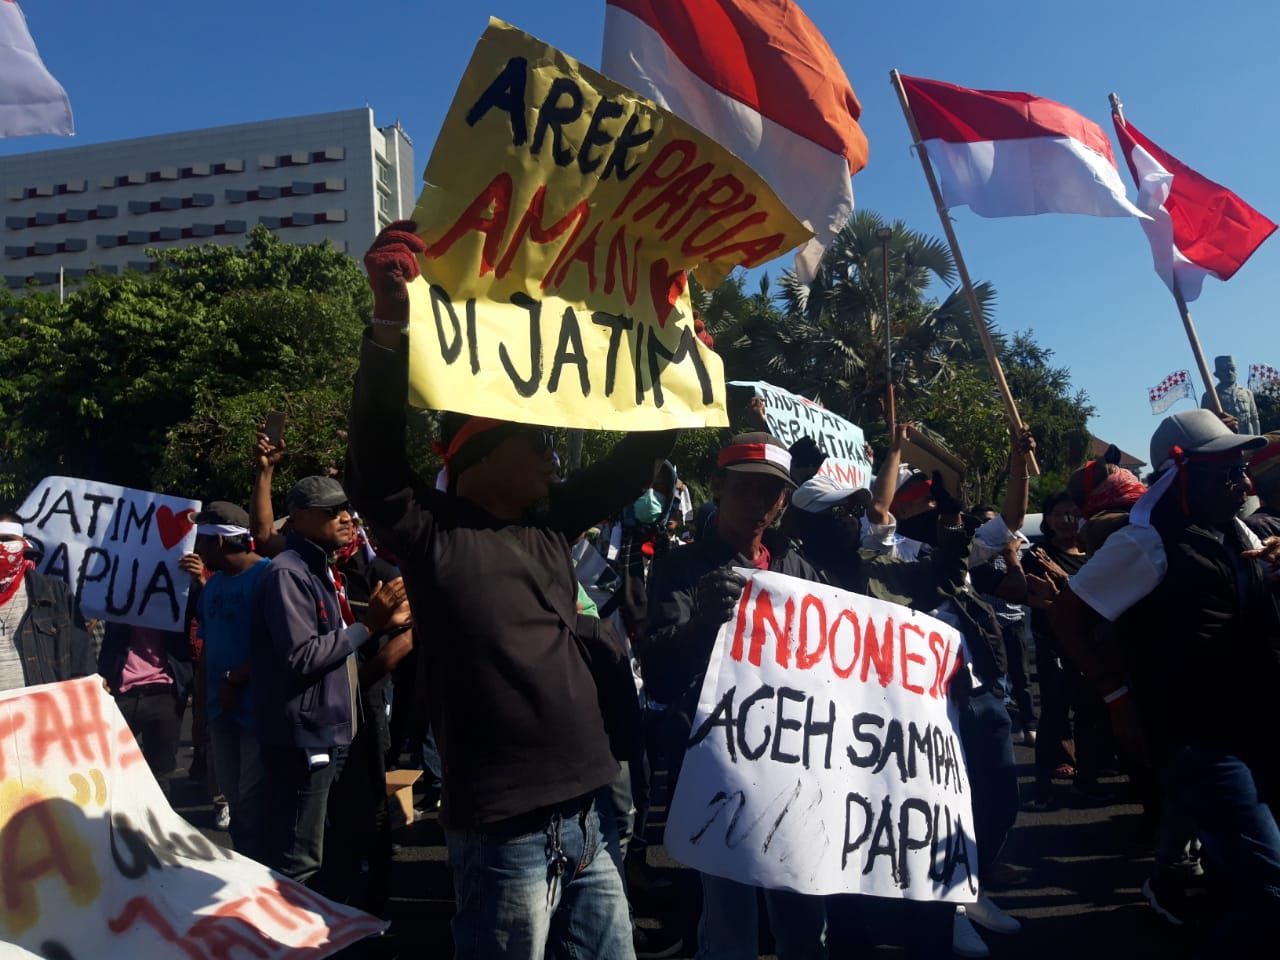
[345,332,676,828]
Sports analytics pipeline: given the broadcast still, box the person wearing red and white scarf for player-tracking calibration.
[0,512,91,691]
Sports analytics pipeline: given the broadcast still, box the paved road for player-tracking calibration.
[171,734,1204,960]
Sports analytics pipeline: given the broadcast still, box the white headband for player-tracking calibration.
[197,523,250,538]
[0,522,23,538]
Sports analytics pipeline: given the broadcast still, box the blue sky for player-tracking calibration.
[6,0,1278,465]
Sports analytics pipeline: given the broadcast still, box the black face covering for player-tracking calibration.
[896,508,940,546]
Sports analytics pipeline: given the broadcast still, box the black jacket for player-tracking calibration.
[345,332,676,828]
[1119,503,1280,764]
[99,620,194,702]
[11,571,92,686]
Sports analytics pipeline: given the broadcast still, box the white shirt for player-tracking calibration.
[860,513,1023,567]
[1069,518,1263,623]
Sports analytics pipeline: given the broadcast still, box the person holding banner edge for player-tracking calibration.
[349,221,678,960]
[642,432,829,960]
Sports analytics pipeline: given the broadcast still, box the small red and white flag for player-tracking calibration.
[602,0,869,282]
[0,0,73,138]
[898,74,1143,220]
[1148,369,1194,415]
[1249,363,1280,396]
[1112,114,1276,303]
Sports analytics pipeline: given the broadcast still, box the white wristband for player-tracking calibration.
[1102,685,1129,704]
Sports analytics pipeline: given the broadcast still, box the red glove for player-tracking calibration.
[363,220,426,326]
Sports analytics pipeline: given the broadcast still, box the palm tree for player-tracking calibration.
[714,209,999,427]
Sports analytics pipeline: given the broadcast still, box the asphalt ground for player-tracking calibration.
[168,721,1216,960]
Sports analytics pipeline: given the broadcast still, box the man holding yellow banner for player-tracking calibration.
[345,19,810,960]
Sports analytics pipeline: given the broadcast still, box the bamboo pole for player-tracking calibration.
[877,226,896,435]
[1109,91,1223,415]
[890,70,1039,475]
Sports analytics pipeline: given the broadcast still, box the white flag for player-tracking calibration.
[1147,370,1193,415]
[0,0,73,138]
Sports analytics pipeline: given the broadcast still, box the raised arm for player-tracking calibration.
[252,431,287,557]
[550,430,679,540]
[868,422,909,526]
[345,221,439,559]
[1001,426,1036,534]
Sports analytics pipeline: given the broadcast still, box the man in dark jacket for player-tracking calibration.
[0,512,91,692]
[347,222,674,960]
[641,432,828,960]
[1052,410,1280,951]
[251,475,408,886]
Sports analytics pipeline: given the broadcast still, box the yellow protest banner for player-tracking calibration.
[405,19,811,430]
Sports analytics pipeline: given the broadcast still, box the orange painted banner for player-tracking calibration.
[0,678,384,958]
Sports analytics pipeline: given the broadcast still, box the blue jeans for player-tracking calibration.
[697,874,827,960]
[1163,744,1280,954]
[959,688,1018,877]
[445,796,634,960]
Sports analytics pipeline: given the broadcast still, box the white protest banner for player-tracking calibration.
[15,477,199,632]
[0,677,385,958]
[665,570,978,903]
[729,380,873,490]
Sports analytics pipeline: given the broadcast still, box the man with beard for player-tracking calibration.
[1051,411,1280,951]
[641,432,828,960]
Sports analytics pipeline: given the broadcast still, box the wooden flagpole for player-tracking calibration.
[890,69,1039,475]
[1109,91,1224,415]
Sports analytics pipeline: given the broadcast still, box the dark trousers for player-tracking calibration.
[318,715,392,914]
[1000,619,1036,731]
[116,684,183,785]
[261,742,347,886]
[1034,638,1073,785]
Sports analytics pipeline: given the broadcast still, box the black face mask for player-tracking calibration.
[897,508,940,546]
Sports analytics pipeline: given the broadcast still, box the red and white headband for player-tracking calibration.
[718,442,791,472]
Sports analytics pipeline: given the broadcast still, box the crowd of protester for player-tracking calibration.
[1,221,1278,960]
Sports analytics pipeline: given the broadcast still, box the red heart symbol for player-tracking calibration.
[156,505,194,550]
[648,260,687,328]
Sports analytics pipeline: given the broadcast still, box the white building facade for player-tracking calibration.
[1,108,416,289]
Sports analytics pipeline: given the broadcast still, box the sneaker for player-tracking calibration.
[213,803,231,832]
[953,908,990,958]
[965,894,1021,934]
[633,925,683,960]
[1021,728,1037,747]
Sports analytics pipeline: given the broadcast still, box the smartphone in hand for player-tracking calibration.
[265,410,287,445]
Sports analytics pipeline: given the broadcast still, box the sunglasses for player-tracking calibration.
[517,427,555,455]
[314,502,352,519]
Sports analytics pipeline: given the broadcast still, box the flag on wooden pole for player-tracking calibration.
[1112,112,1276,302]
[603,0,868,282]
[898,74,1143,219]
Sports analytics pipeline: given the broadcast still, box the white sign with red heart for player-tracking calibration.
[16,476,200,632]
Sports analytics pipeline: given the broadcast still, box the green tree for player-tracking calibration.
[0,227,371,503]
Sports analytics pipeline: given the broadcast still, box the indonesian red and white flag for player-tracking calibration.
[899,74,1142,220]
[1112,114,1276,303]
[0,0,72,138]
[1148,369,1193,415]
[603,0,868,282]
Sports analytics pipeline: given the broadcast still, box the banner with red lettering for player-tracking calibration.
[0,678,385,958]
[665,570,978,902]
